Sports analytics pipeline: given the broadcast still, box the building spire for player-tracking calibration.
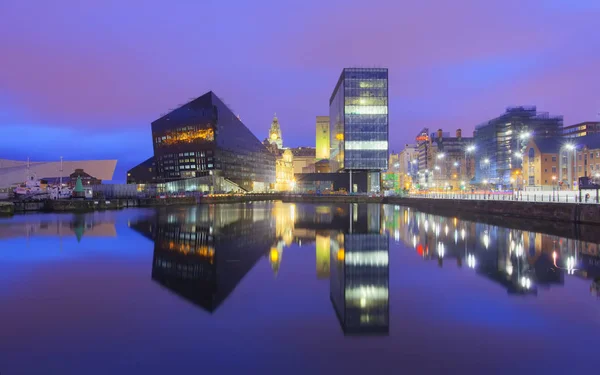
[268,113,283,149]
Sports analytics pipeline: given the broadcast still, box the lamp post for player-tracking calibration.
[482,158,490,187]
[552,175,556,201]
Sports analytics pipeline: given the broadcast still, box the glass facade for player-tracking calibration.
[151,91,275,191]
[329,68,389,172]
[473,106,563,186]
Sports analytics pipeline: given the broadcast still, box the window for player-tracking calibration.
[552,166,557,173]
[552,156,556,162]
[544,180,548,184]
[544,158,547,162]
[528,148,535,159]
[592,153,595,159]
[578,166,582,172]
[544,168,548,173]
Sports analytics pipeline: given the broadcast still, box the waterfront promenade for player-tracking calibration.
[408,190,599,204]
[3,192,600,226]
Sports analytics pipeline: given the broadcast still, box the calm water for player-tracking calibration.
[1,202,600,374]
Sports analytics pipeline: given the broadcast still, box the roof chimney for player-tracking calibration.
[437,129,443,140]
[456,129,462,139]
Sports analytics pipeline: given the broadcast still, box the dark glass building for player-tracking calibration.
[151,91,275,191]
[329,68,389,192]
[473,106,563,186]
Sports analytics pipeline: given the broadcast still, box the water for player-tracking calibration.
[1,202,599,374]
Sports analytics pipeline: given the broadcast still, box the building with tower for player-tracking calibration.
[316,116,330,160]
[267,114,283,149]
[329,68,389,193]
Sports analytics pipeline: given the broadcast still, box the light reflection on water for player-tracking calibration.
[0,202,599,374]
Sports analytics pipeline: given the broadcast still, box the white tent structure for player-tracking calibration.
[0,158,117,188]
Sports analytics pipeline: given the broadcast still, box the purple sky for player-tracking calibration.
[1,0,599,181]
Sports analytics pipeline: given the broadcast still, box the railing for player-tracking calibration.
[406,191,600,204]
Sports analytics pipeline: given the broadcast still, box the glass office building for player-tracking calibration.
[329,68,389,173]
[151,91,275,191]
[473,106,563,186]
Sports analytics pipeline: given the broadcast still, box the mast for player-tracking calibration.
[59,156,63,186]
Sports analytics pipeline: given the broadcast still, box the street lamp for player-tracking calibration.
[519,132,531,140]
[437,153,445,159]
[552,175,556,201]
[514,152,523,159]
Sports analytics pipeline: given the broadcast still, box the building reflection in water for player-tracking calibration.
[0,213,117,242]
[330,204,390,335]
[131,204,276,313]
[383,205,600,296]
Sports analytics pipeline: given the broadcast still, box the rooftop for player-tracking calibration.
[290,147,316,157]
[532,137,563,153]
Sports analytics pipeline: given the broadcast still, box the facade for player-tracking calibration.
[522,138,562,189]
[290,147,316,175]
[572,135,600,186]
[473,106,563,186]
[127,157,156,184]
[398,144,418,189]
[329,68,389,192]
[70,169,102,186]
[563,121,600,138]
[0,158,117,189]
[415,129,431,176]
[151,91,275,191]
[428,129,475,189]
[275,149,294,191]
[267,114,283,149]
[316,116,330,160]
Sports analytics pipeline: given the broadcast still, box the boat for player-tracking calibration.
[14,172,45,197]
[48,185,73,200]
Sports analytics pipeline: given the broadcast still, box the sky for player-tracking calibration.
[1,0,599,182]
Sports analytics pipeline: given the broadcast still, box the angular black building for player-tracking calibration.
[150,91,275,191]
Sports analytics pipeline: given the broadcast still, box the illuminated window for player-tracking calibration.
[345,141,388,150]
[344,105,388,115]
